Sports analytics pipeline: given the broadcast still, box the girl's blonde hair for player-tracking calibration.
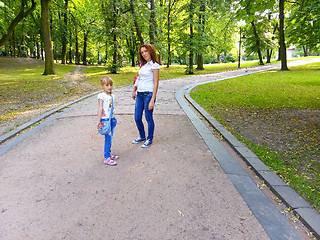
[100,76,113,86]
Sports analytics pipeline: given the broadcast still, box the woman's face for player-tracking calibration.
[140,47,151,62]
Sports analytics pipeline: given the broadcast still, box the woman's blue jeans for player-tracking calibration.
[101,118,117,159]
[134,92,155,142]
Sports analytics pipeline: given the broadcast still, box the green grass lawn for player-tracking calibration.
[0,58,76,122]
[190,61,320,211]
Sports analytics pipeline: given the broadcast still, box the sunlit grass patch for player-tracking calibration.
[0,58,79,126]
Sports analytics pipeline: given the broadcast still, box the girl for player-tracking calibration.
[97,76,118,165]
[132,44,160,148]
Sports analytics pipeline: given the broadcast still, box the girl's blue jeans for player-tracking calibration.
[101,118,117,159]
[134,92,155,142]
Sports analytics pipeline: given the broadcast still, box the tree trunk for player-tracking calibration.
[41,41,44,60]
[167,42,171,68]
[111,33,118,73]
[0,0,37,48]
[68,30,72,64]
[303,46,308,57]
[105,39,108,63]
[12,30,16,57]
[110,0,118,73]
[279,0,289,70]
[125,34,136,67]
[75,25,80,64]
[83,31,88,65]
[149,0,156,45]
[251,21,264,65]
[196,0,205,70]
[61,0,68,64]
[36,38,40,59]
[266,49,272,63]
[166,0,174,68]
[20,19,25,57]
[41,0,55,75]
[187,2,194,75]
[129,0,144,45]
[196,54,204,70]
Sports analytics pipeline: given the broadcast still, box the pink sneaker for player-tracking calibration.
[110,154,119,160]
[104,157,117,166]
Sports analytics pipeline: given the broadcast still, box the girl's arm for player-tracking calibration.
[97,99,103,129]
[149,69,160,110]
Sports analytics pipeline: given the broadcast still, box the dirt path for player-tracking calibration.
[0,78,272,240]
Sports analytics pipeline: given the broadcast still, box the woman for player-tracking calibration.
[132,44,160,148]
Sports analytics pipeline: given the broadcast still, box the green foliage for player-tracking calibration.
[286,0,320,53]
[1,0,320,75]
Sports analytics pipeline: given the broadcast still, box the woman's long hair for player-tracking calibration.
[138,44,159,65]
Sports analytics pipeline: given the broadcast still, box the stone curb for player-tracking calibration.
[0,91,101,145]
[183,73,320,239]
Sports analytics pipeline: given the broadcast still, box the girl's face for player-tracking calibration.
[102,83,113,94]
[140,47,151,62]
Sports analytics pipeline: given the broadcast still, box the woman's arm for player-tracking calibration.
[97,99,103,129]
[149,69,159,110]
[132,86,137,100]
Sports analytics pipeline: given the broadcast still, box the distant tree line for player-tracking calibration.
[0,0,319,75]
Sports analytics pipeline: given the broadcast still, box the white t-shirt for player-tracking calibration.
[97,92,115,119]
[135,60,160,92]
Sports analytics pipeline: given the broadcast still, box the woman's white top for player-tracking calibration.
[135,60,160,92]
[97,92,115,119]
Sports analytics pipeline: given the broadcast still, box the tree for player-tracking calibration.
[279,0,288,70]
[187,0,195,74]
[61,0,69,64]
[41,0,55,75]
[196,0,205,70]
[287,0,320,56]
[235,0,277,65]
[164,0,178,67]
[129,0,144,45]
[0,0,37,48]
[149,0,156,44]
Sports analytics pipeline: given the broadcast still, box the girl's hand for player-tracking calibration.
[97,122,103,130]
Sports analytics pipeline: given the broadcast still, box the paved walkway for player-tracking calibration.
[1,59,319,239]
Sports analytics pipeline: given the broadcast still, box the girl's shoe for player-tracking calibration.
[110,154,119,160]
[104,157,117,166]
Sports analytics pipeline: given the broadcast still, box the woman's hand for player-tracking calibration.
[97,122,103,130]
[148,99,155,110]
[132,88,137,100]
